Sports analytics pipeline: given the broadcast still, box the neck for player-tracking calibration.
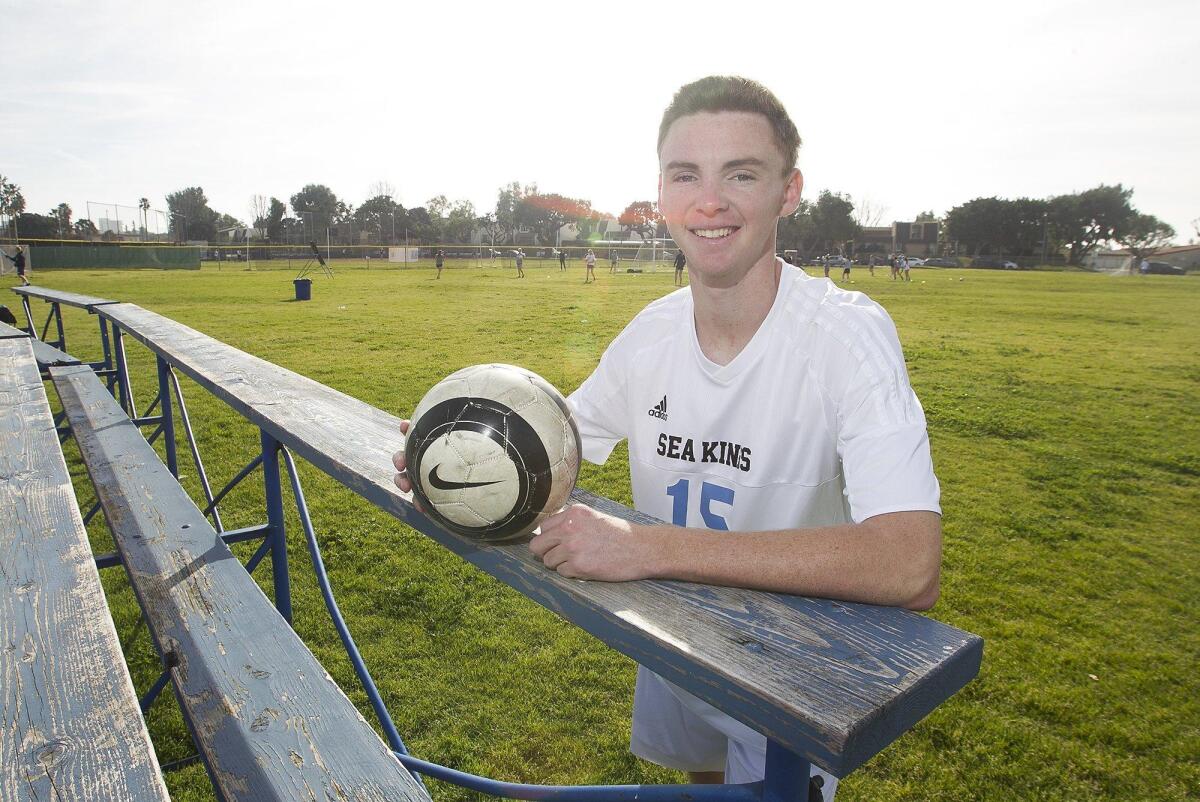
[691,252,782,366]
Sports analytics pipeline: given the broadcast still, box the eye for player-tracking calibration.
[730,172,756,182]
[672,173,697,183]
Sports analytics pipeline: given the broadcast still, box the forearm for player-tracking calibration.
[637,511,942,609]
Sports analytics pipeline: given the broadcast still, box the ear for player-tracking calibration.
[779,169,803,218]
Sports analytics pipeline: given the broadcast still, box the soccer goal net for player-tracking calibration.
[630,238,675,272]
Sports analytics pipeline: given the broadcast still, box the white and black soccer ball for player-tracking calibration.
[404,364,582,542]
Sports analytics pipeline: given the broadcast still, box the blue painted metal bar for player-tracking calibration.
[145,424,164,447]
[393,753,762,802]
[97,524,272,570]
[203,453,264,518]
[139,669,172,714]
[98,315,113,387]
[763,741,813,802]
[131,415,165,427]
[156,357,178,477]
[278,446,420,783]
[83,500,101,525]
[259,431,292,622]
[169,367,223,531]
[218,523,271,544]
[243,537,272,575]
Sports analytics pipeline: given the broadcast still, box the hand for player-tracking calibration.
[529,504,658,582]
[392,420,414,494]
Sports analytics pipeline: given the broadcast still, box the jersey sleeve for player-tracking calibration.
[567,337,631,465]
[817,296,941,523]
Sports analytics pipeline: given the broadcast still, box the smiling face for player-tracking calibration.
[658,111,802,289]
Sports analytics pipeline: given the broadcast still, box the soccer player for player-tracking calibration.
[610,248,619,273]
[559,249,567,271]
[393,76,940,801]
[584,249,596,283]
[435,249,445,279]
[841,257,851,283]
[515,249,525,278]
[531,76,940,799]
[673,249,686,286]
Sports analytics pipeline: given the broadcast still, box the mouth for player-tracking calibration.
[689,226,740,241]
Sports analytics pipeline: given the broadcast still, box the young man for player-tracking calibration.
[559,249,567,271]
[435,249,445,279]
[394,76,940,801]
[515,249,525,278]
[841,257,851,283]
[3,246,29,286]
[532,76,940,799]
[673,249,686,286]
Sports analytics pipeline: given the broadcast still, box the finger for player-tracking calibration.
[400,419,411,434]
[393,472,412,493]
[392,450,406,472]
[528,530,558,558]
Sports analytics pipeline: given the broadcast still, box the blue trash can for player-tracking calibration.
[293,278,312,301]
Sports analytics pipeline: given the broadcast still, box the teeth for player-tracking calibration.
[694,227,734,239]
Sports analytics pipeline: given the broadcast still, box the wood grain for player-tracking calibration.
[95,302,983,777]
[52,364,431,802]
[11,286,119,312]
[1,340,169,800]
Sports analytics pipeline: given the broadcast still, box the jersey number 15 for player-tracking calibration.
[666,479,735,530]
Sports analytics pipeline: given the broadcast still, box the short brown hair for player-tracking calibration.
[657,76,801,173]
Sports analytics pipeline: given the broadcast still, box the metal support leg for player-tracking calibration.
[763,741,815,802]
[98,317,116,394]
[157,356,177,477]
[260,430,292,623]
[52,302,66,350]
[20,295,35,335]
[113,325,135,417]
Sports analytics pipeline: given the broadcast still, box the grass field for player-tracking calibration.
[6,261,1198,801]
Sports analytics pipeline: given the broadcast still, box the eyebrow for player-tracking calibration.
[664,157,769,171]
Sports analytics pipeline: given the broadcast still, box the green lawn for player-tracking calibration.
[8,261,1198,801]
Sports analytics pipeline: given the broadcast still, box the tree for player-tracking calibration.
[853,197,889,228]
[478,212,506,248]
[914,210,937,223]
[945,197,1007,256]
[1049,184,1135,265]
[51,203,72,238]
[426,195,451,219]
[74,219,98,238]
[265,198,286,241]
[166,186,219,241]
[368,180,397,200]
[0,175,25,239]
[811,191,860,254]
[138,197,151,240]
[495,182,537,242]
[354,194,404,242]
[521,193,594,245]
[619,201,663,241]
[16,213,59,238]
[289,184,342,239]
[444,200,477,244]
[1118,214,1175,271]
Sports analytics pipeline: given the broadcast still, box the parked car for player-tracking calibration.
[1144,261,1185,276]
[971,257,1020,270]
[905,257,926,267]
[922,257,961,267]
[821,255,850,267]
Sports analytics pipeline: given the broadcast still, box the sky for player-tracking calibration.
[3,0,1198,241]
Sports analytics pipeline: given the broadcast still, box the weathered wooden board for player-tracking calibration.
[96,302,983,777]
[11,285,119,312]
[0,321,29,339]
[0,341,169,801]
[52,364,431,802]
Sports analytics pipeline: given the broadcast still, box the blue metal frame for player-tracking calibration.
[78,322,823,802]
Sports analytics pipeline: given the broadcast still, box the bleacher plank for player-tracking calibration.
[97,302,983,776]
[0,321,82,371]
[12,285,119,312]
[0,321,28,339]
[51,364,430,802]
[0,340,169,801]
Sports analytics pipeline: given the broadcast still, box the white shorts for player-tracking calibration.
[630,666,838,799]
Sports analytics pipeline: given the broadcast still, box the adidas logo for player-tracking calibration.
[647,396,669,420]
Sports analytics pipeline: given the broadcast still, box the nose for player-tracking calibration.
[696,177,727,217]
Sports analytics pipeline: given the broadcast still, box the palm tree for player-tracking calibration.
[139,197,151,241]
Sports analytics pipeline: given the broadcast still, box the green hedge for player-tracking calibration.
[29,245,200,269]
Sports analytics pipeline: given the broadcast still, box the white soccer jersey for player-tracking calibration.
[567,260,940,532]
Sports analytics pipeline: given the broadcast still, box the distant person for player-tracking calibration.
[841,258,851,283]
[436,249,445,279]
[610,248,619,273]
[1139,258,1149,275]
[515,249,525,278]
[822,255,831,279]
[3,246,29,286]
[890,254,899,281]
[868,254,876,277]
[673,249,686,286]
[901,254,911,282]
[559,249,567,271]
[584,249,596,283]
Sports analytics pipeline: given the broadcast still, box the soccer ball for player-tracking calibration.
[404,364,582,541]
